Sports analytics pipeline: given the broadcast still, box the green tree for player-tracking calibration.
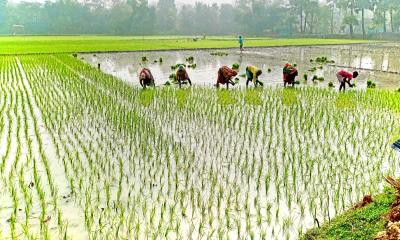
[327,0,338,34]
[178,4,195,35]
[338,0,358,36]
[289,0,309,33]
[356,0,373,38]
[156,0,177,34]
[234,0,251,34]
[387,0,399,32]
[218,3,236,35]
[129,0,155,35]
[372,0,389,32]
[305,0,319,33]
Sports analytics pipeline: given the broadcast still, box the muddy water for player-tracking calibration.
[81,43,400,90]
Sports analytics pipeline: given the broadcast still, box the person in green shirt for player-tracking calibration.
[239,35,244,52]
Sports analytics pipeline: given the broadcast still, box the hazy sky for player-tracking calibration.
[10,0,235,5]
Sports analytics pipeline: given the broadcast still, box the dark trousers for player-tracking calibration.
[339,80,350,92]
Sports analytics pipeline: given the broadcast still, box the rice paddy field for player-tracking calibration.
[1,37,400,240]
[0,36,371,54]
[82,42,400,89]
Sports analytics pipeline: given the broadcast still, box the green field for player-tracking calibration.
[0,36,397,239]
[0,52,399,239]
[0,36,373,54]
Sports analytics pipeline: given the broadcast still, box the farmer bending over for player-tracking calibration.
[176,65,192,88]
[246,65,263,88]
[216,66,238,89]
[139,68,155,89]
[283,63,298,87]
[337,70,358,92]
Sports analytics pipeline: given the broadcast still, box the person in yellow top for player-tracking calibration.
[246,65,263,87]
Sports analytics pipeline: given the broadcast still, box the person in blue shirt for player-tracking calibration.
[239,35,244,52]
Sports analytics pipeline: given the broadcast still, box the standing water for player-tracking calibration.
[81,43,400,90]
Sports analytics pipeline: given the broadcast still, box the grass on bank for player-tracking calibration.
[302,187,396,240]
[0,36,373,54]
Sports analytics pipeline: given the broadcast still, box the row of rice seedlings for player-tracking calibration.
[1,57,70,239]
[125,86,400,238]
[10,54,400,239]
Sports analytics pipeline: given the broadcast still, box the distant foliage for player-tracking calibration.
[2,0,399,36]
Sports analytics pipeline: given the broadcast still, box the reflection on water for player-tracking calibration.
[81,43,400,89]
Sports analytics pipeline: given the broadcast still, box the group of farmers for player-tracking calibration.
[139,35,359,91]
[139,64,359,92]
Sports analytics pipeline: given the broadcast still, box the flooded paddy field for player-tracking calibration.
[81,42,400,90]
[1,44,400,240]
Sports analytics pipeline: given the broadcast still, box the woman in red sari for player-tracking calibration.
[216,66,238,89]
[283,63,298,87]
[176,65,192,88]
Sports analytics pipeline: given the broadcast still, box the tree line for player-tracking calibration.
[0,0,399,37]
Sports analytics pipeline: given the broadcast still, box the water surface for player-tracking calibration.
[81,43,400,90]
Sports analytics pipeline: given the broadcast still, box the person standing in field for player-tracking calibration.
[239,35,244,52]
[337,70,358,92]
[139,68,155,89]
[283,63,298,87]
[176,65,192,88]
[246,65,263,87]
[216,66,238,89]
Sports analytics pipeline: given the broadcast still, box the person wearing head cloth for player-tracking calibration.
[138,68,155,89]
[176,65,192,88]
[216,66,238,89]
[283,63,298,87]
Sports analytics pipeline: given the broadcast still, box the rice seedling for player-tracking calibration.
[367,80,377,88]
[210,51,229,56]
[186,56,194,63]
[0,53,398,240]
[308,67,317,72]
[232,63,240,70]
